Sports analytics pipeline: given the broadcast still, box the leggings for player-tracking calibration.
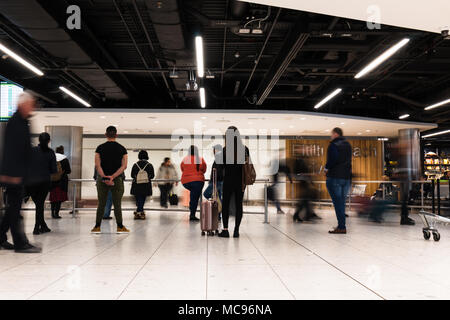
[28,182,50,228]
[222,184,244,230]
[51,202,61,215]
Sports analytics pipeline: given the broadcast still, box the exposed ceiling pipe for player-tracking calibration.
[131,0,175,102]
[241,7,282,97]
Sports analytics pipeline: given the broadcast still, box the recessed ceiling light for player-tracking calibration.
[100,116,106,119]
[366,130,371,132]
[154,120,159,124]
[358,132,362,135]
[340,122,345,125]
[124,131,129,134]
[300,117,306,120]
[399,114,410,119]
[201,116,207,119]
[289,125,294,128]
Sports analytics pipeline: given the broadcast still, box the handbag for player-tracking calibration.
[242,157,256,191]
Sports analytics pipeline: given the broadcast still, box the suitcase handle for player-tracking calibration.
[212,168,217,202]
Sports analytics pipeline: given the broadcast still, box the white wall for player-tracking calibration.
[80,137,287,201]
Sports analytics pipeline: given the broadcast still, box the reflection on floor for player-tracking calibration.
[0,206,449,300]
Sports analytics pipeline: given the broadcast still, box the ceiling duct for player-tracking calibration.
[0,0,127,100]
[145,0,189,93]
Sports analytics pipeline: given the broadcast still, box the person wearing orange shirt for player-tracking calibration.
[181,145,207,221]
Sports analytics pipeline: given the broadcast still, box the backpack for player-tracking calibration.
[51,161,63,182]
[136,162,149,184]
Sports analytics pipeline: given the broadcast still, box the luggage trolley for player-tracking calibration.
[419,210,450,242]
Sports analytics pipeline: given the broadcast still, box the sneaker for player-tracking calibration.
[0,241,14,250]
[329,227,347,234]
[401,217,415,225]
[15,243,42,253]
[91,226,101,234]
[117,226,130,234]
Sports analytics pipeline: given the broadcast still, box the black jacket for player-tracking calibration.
[26,146,57,186]
[51,156,72,192]
[0,111,32,181]
[130,160,155,196]
[325,137,352,180]
[209,151,224,182]
[221,146,250,187]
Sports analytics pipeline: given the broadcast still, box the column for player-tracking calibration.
[45,126,83,201]
[398,128,421,180]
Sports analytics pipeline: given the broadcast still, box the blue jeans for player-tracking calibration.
[203,181,223,201]
[103,190,113,218]
[183,181,204,218]
[326,178,351,229]
[135,195,147,212]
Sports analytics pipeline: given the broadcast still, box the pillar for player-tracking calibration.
[398,128,421,180]
[45,126,83,201]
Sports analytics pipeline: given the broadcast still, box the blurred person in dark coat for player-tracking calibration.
[0,92,41,253]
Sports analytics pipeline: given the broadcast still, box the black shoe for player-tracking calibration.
[401,217,415,225]
[15,243,42,253]
[39,225,51,233]
[33,226,40,235]
[233,229,240,238]
[310,213,321,220]
[189,216,200,222]
[345,214,349,217]
[218,230,230,238]
[102,217,113,220]
[52,214,62,219]
[0,241,14,250]
[293,215,303,223]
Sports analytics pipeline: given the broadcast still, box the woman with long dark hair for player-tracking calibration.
[26,132,57,234]
[49,145,71,219]
[181,145,206,221]
[218,126,249,238]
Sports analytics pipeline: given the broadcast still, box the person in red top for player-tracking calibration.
[181,145,206,221]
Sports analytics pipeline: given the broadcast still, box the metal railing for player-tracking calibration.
[69,178,271,223]
[67,177,449,224]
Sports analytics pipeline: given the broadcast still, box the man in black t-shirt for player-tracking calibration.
[91,126,129,234]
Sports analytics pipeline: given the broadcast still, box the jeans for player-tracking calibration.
[135,195,147,212]
[183,181,204,218]
[103,191,113,218]
[96,177,124,226]
[0,185,29,248]
[203,181,223,201]
[326,178,351,229]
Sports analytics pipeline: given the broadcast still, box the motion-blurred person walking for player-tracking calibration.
[395,141,416,226]
[156,157,178,208]
[325,128,352,234]
[26,132,57,235]
[268,160,291,215]
[0,92,41,253]
[130,150,155,220]
[49,145,71,219]
[91,126,129,234]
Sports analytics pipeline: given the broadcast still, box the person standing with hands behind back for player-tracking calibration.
[91,126,129,234]
[325,127,352,234]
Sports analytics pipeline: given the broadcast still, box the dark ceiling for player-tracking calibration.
[0,0,449,125]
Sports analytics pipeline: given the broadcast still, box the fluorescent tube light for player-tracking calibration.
[425,98,450,111]
[314,88,342,109]
[399,114,410,119]
[195,36,204,78]
[422,129,450,138]
[59,86,91,107]
[199,87,206,108]
[355,38,410,79]
[0,42,44,76]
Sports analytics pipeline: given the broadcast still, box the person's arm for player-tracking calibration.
[147,164,155,180]
[111,154,128,180]
[95,153,107,179]
[131,164,138,179]
[201,158,207,174]
[50,152,57,174]
[62,158,71,175]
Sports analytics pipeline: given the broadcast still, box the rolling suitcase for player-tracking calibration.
[201,169,219,236]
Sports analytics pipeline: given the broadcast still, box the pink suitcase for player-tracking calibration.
[200,169,219,236]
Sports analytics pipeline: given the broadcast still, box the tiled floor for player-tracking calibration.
[1,205,450,300]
